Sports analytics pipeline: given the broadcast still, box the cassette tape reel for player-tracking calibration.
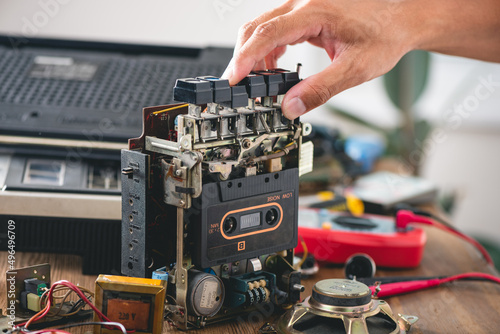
[276,279,418,334]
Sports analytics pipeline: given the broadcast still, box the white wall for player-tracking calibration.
[0,0,282,47]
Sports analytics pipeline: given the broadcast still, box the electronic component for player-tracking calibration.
[275,279,418,333]
[296,209,426,268]
[121,68,312,329]
[19,278,48,312]
[3,264,96,332]
[344,253,376,279]
[94,275,166,334]
[6,264,50,315]
[186,270,224,317]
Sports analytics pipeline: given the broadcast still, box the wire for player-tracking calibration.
[151,104,188,115]
[39,286,94,318]
[294,236,308,270]
[23,322,127,334]
[43,322,126,334]
[16,280,121,332]
[395,210,494,266]
[393,204,455,229]
[369,272,500,298]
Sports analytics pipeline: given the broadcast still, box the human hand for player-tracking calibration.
[222,0,420,119]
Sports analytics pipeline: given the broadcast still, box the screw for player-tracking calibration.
[175,170,182,176]
[181,138,190,148]
[179,200,185,206]
[222,264,229,272]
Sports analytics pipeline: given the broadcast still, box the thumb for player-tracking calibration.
[282,57,360,119]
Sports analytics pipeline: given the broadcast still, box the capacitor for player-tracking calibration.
[186,269,225,317]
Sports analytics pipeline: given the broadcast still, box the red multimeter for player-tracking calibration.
[296,208,426,268]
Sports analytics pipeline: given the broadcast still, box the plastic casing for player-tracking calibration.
[295,211,426,268]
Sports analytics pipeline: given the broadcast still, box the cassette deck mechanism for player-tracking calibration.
[121,68,313,329]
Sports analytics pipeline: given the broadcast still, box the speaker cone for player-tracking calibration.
[276,279,418,334]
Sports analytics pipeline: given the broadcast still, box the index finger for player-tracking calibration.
[234,3,293,55]
[229,11,321,85]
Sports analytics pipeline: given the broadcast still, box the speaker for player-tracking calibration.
[275,279,418,334]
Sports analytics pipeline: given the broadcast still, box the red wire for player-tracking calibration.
[433,222,494,265]
[396,210,494,266]
[16,280,116,331]
[370,272,500,298]
[439,272,500,284]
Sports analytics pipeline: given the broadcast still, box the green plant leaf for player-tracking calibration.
[383,50,430,110]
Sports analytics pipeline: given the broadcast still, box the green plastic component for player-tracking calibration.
[223,271,276,308]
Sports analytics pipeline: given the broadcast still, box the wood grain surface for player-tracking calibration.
[1,226,500,333]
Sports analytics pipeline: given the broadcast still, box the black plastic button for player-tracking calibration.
[197,76,231,103]
[238,74,266,98]
[173,78,213,104]
[221,85,248,108]
[268,69,300,94]
[252,71,284,96]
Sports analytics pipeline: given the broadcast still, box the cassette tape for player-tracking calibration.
[192,168,299,267]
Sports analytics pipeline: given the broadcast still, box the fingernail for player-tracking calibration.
[283,97,306,119]
[221,58,234,81]
[221,66,233,80]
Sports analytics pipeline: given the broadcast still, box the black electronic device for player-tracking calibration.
[0,36,232,274]
[121,69,313,329]
[0,35,232,144]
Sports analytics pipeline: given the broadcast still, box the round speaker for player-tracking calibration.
[275,279,418,334]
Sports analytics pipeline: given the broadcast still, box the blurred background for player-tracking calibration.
[0,0,499,259]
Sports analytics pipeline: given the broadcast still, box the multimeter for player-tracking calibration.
[296,208,426,268]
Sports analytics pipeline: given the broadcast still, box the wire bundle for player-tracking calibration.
[39,285,93,318]
[13,280,127,334]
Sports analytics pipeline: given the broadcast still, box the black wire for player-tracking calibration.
[428,213,455,228]
[67,297,85,313]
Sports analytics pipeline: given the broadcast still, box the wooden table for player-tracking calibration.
[2,225,500,333]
